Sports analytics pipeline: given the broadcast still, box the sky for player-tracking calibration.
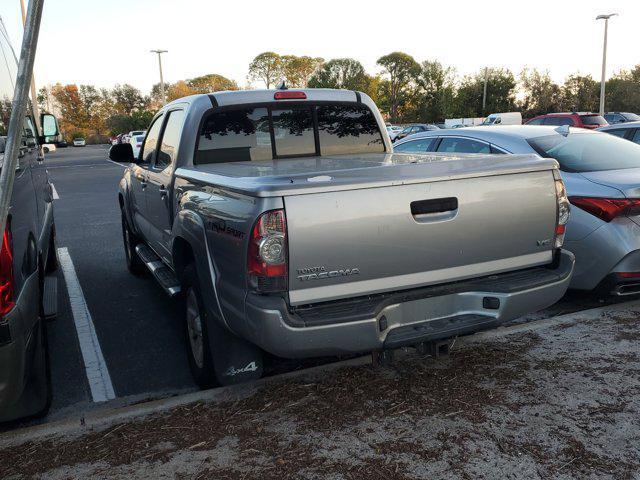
[1,0,638,94]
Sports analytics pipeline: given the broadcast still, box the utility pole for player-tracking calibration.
[150,49,168,104]
[0,0,45,237]
[596,13,617,116]
[482,67,488,114]
[19,0,40,131]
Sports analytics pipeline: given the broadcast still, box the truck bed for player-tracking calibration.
[174,152,558,197]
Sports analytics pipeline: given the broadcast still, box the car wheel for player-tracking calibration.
[121,210,145,275]
[183,265,218,388]
[45,227,58,274]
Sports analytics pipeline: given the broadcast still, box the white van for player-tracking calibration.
[482,112,522,126]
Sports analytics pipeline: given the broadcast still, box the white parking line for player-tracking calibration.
[51,183,59,200]
[57,247,116,403]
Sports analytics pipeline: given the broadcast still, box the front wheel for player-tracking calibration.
[121,210,145,275]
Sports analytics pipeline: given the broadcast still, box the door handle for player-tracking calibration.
[140,181,147,189]
[411,197,458,223]
[159,185,167,198]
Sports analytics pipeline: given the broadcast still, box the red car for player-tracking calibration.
[525,112,609,130]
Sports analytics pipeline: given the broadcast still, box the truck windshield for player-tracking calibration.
[195,103,384,164]
[527,132,640,172]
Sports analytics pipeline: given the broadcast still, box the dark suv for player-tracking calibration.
[0,21,60,422]
[525,112,608,130]
[604,112,640,125]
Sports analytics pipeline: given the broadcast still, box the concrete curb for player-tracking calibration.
[0,355,371,448]
[2,299,639,448]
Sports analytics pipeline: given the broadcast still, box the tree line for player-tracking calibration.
[39,51,640,142]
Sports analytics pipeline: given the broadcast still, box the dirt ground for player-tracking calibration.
[3,307,640,479]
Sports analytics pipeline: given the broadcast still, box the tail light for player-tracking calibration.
[554,178,570,248]
[0,219,14,316]
[568,197,640,223]
[274,91,306,100]
[248,209,287,292]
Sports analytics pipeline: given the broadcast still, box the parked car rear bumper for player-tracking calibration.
[242,250,574,358]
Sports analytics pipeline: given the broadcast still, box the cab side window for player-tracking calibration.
[527,118,544,125]
[632,130,640,145]
[141,115,164,164]
[155,110,184,170]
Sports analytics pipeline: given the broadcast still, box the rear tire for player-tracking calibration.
[45,227,58,274]
[121,210,145,275]
[182,264,264,389]
[183,265,218,388]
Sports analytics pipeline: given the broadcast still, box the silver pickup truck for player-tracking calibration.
[110,88,574,387]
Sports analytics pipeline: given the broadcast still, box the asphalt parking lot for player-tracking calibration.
[5,144,630,430]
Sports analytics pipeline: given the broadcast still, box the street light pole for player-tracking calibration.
[482,67,488,114]
[150,49,168,104]
[596,13,617,116]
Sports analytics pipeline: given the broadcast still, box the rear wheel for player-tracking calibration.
[182,264,263,388]
[45,226,58,274]
[121,210,145,275]
[183,265,217,388]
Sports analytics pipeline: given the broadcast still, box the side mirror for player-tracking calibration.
[41,113,59,137]
[109,143,135,162]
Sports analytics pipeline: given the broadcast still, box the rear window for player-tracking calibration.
[317,104,384,155]
[135,135,145,142]
[527,132,640,172]
[579,115,608,126]
[195,103,384,164]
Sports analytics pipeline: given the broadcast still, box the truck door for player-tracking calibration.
[130,113,164,240]
[145,108,184,259]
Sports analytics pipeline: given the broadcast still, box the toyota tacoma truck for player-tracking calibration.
[111,88,574,387]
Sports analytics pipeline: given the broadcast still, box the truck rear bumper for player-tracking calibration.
[243,250,575,358]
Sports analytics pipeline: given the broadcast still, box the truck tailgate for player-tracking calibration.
[285,169,557,306]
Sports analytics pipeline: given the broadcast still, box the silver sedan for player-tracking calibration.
[394,125,640,295]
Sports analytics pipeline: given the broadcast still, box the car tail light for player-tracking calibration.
[274,91,306,100]
[568,197,640,223]
[248,209,287,292]
[554,178,570,248]
[0,219,14,316]
[617,272,640,279]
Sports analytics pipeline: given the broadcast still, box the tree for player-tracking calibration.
[187,74,239,93]
[454,68,517,118]
[562,74,599,112]
[281,55,324,87]
[376,52,420,122]
[604,66,640,113]
[308,58,369,90]
[166,80,196,102]
[111,84,148,115]
[248,52,283,88]
[519,68,563,118]
[410,60,456,122]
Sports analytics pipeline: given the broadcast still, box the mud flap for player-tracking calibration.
[207,320,264,386]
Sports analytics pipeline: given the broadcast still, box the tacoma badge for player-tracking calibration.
[297,265,360,282]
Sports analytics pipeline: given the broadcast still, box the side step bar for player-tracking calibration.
[43,275,58,320]
[135,244,181,297]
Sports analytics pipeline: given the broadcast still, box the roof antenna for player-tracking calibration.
[277,80,288,90]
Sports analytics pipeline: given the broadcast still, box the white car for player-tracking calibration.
[42,143,56,153]
[73,138,86,147]
[386,125,402,141]
[129,134,145,158]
